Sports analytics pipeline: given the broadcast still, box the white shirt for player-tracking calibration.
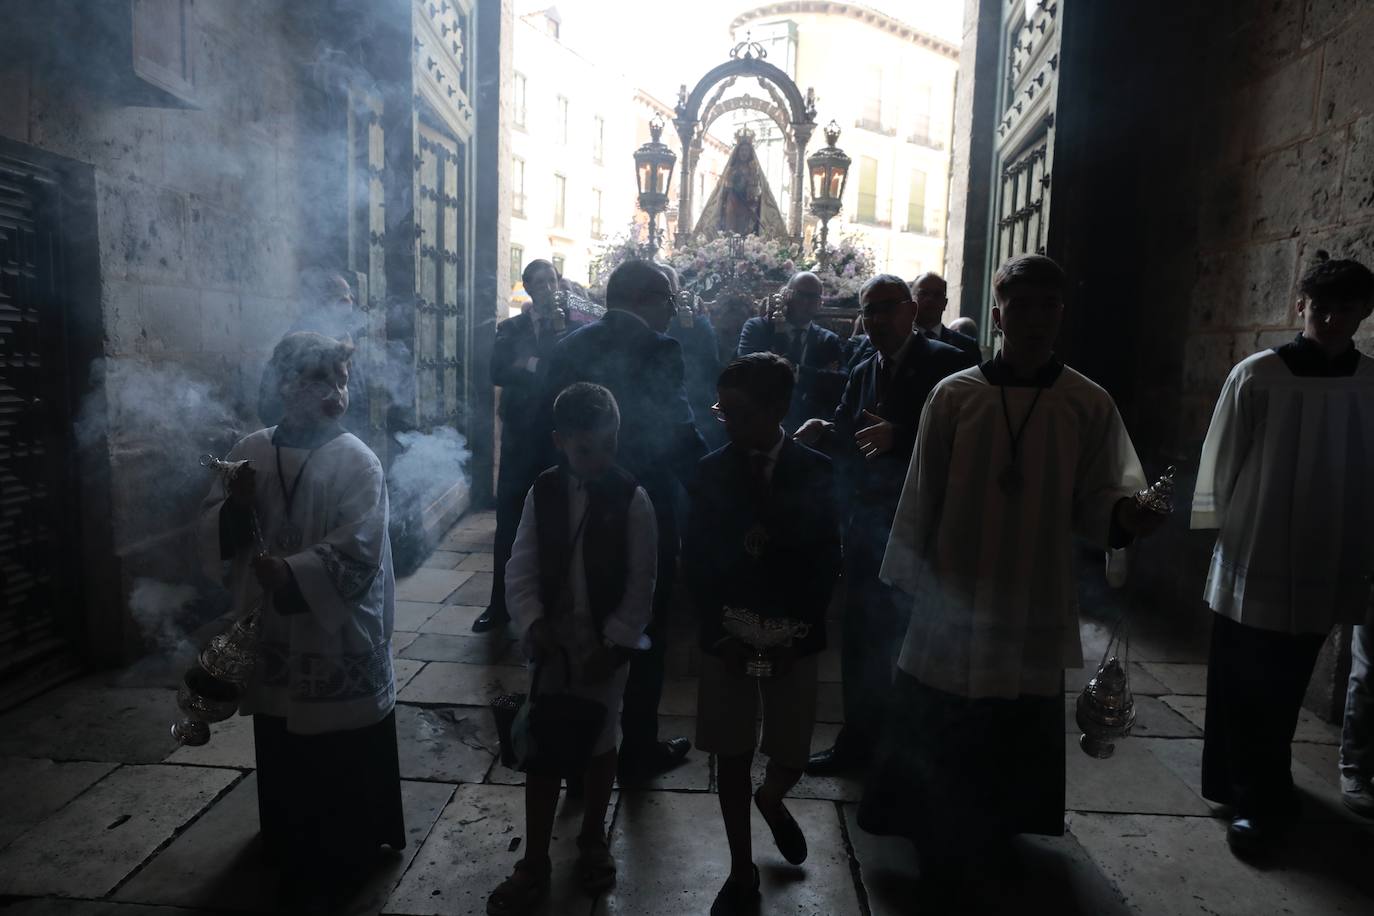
[881,365,1145,699]
[1191,349,1374,633]
[506,476,658,660]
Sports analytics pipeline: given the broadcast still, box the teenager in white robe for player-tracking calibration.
[1192,255,1374,858]
[858,255,1161,900]
[199,332,402,898]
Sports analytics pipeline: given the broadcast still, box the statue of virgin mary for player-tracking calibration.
[693,127,789,239]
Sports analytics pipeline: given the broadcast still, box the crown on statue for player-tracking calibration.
[734,125,756,145]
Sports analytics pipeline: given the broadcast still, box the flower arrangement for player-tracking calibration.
[588,229,878,304]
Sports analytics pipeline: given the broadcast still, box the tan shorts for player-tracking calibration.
[694,652,818,771]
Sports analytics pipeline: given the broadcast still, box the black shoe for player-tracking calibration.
[709,865,760,916]
[620,737,691,780]
[472,606,509,633]
[805,743,865,777]
[755,789,807,865]
[1226,815,1277,861]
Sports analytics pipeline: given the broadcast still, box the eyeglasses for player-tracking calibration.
[710,401,727,422]
[860,297,912,317]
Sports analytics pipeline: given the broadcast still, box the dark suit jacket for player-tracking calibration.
[737,316,848,429]
[492,311,579,437]
[832,333,976,518]
[538,310,707,548]
[666,313,721,430]
[933,325,981,360]
[683,438,841,657]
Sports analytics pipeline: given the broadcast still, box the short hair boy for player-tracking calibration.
[1193,253,1374,858]
[488,382,657,913]
[683,352,842,915]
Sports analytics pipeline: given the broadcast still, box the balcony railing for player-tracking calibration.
[907,132,945,151]
[854,117,896,137]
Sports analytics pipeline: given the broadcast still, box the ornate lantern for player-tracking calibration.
[806,120,851,265]
[634,113,677,253]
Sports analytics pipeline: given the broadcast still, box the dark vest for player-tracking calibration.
[532,465,637,626]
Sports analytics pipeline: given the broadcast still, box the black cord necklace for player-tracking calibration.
[997,384,1045,496]
[274,445,318,551]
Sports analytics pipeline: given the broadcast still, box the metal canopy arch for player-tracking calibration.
[672,42,816,244]
[699,95,798,161]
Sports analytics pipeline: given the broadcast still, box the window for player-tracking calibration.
[750,20,798,78]
[553,173,566,228]
[509,245,524,287]
[591,189,604,238]
[551,254,566,276]
[511,157,526,217]
[859,66,883,131]
[910,85,933,146]
[513,72,527,129]
[592,115,605,163]
[907,170,927,233]
[556,96,569,145]
[857,156,879,223]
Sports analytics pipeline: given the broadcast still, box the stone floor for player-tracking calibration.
[2,510,1373,915]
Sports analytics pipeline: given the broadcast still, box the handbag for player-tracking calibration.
[492,647,607,775]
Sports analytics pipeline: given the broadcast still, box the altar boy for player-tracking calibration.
[861,255,1162,898]
[1193,254,1374,858]
[200,332,402,903]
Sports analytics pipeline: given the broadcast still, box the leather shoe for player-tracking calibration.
[471,605,509,633]
[709,864,760,916]
[805,743,865,777]
[755,789,807,865]
[1226,815,1276,860]
[620,737,691,780]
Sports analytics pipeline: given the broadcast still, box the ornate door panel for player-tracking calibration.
[985,0,1061,331]
[413,123,468,431]
[347,88,389,455]
[0,155,73,683]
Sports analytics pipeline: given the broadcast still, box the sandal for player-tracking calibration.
[576,833,618,894]
[486,857,551,915]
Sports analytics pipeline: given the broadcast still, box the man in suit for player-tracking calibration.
[537,259,708,777]
[737,271,848,431]
[912,272,981,360]
[474,259,581,632]
[797,274,977,775]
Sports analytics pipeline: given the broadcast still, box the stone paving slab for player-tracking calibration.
[115,773,453,915]
[396,569,474,605]
[445,572,494,607]
[164,713,256,769]
[0,757,118,850]
[656,678,699,717]
[457,553,495,572]
[418,605,487,635]
[385,783,603,916]
[421,550,466,570]
[598,791,862,916]
[393,658,427,694]
[1068,810,1374,915]
[1138,662,1209,695]
[395,601,443,632]
[399,633,521,666]
[439,529,498,552]
[1064,734,1211,815]
[747,723,861,803]
[0,764,241,898]
[396,704,498,783]
[397,662,528,706]
[0,687,181,764]
[393,631,420,654]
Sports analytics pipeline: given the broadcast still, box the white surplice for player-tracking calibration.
[880,365,1146,699]
[199,428,396,734]
[1191,349,1374,634]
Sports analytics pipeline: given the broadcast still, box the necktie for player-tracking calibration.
[876,357,894,407]
[786,329,805,366]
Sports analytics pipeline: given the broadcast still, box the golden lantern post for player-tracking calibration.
[806,120,851,270]
[634,113,677,256]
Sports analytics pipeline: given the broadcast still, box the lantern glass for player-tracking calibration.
[809,163,827,201]
[657,161,674,196]
[828,166,847,200]
[637,160,652,196]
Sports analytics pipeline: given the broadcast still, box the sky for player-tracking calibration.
[517,0,966,106]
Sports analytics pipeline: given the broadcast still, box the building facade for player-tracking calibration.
[729,2,960,281]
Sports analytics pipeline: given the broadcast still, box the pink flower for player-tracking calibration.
[782,259,795,272]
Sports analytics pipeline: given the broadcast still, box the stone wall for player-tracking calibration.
[0,1,337,661]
